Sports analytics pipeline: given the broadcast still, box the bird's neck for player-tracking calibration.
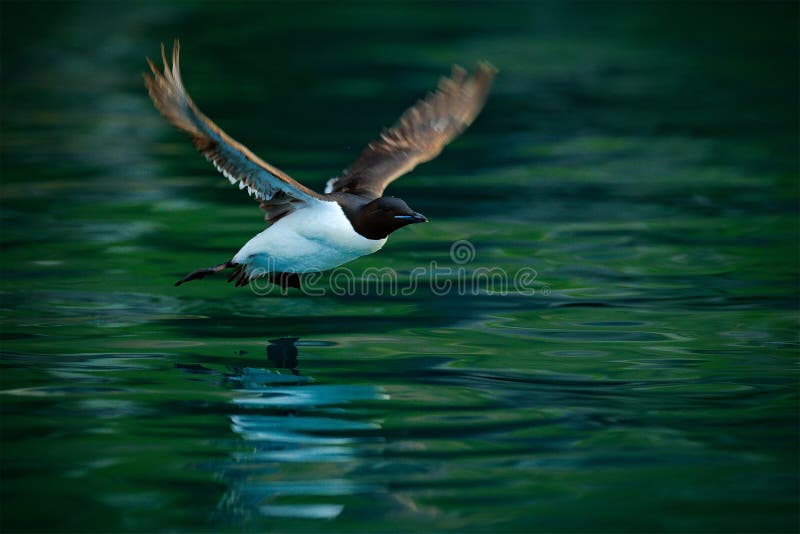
[331,194,392,240]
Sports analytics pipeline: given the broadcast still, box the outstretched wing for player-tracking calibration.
[144,40,323,222]
[326,62,496,198]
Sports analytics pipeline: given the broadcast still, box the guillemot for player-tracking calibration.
[144,40,495,290]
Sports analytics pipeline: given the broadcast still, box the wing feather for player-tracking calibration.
[143,40,322,220]
[328,63,496,198]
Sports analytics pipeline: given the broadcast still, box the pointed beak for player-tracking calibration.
[395,212,428,223]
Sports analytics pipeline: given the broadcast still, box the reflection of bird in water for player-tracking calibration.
[266,337,299,374]
[219,336,390,522]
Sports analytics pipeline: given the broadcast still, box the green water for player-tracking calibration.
[1,2,798,532]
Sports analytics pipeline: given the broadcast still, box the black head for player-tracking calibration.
[352,196,428,240]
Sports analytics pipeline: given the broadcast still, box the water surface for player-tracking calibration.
[1,2,798,532]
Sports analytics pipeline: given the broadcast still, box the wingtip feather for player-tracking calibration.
[473,61,498,90]
[171,38,182,86]
[160,42,168,71]
[476,60,498,75]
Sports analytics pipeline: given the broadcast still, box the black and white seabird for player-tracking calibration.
[144,41,495,290]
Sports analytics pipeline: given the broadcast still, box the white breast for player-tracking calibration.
[232,200,386,275]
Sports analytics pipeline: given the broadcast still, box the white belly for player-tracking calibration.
[232,200,386,276]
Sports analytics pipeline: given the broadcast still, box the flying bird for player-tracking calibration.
[144,40,495,290]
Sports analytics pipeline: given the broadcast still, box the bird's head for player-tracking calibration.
[354,196,428,240]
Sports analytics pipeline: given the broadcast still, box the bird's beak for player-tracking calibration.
[395,212,428,223]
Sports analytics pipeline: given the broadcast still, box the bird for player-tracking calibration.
[144,40,495,290]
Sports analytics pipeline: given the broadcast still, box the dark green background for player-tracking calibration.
[1,1,798,532]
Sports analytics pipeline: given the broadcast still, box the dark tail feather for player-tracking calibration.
[175,261,235,286]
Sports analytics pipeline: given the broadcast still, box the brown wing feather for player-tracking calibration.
[329,63,496,198]
[143,40,323,222]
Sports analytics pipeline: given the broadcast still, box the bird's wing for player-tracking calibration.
[144,40,324,223]
[326,62,496,198]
